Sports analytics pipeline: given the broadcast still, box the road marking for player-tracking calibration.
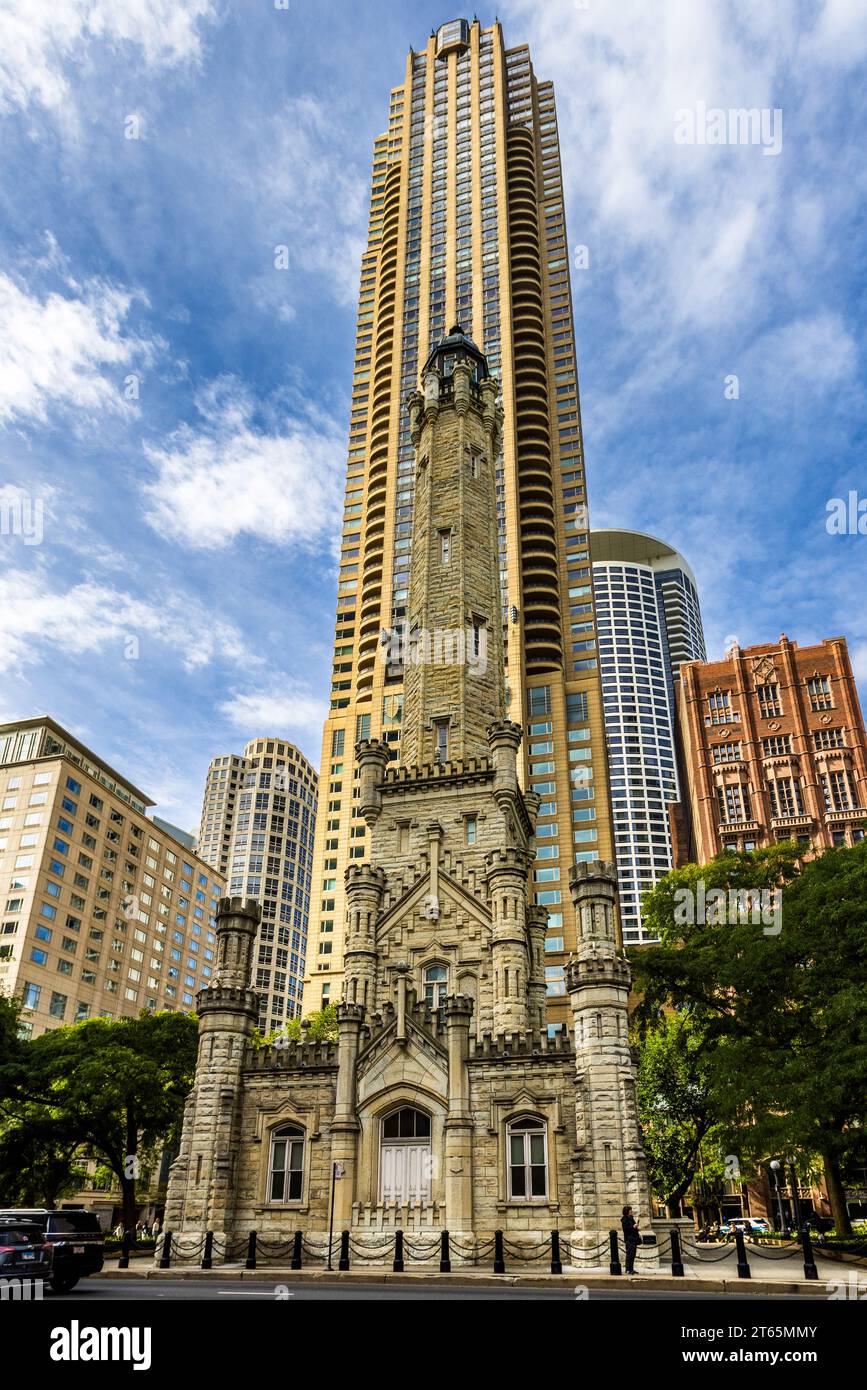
[216,1289,295,1296]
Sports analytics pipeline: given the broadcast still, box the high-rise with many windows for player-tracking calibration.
[0,717,224,1036]
[196,754,248,881]
[591,530,706,943]
[678,635,867,862]
[197,739,318,1032]
[305,17,613,1031]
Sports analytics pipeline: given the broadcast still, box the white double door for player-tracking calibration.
[380,1141,432,1204]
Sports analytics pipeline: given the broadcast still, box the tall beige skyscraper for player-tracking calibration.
[305,17,612,1032]
[0,717,224,1036]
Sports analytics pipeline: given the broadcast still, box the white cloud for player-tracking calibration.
[142,376,345,551]
[236,95,369,309]
[0,566,249,672]
[219,684,327,750]
[744,311,858,396]
[0,267,158,427]
[804,0,867,65]
[0,0,219,115]
[500,1,865,389]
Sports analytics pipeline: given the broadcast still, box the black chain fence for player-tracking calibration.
[153,1224,825,1277]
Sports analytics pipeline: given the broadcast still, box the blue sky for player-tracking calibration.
[1,0,865,833]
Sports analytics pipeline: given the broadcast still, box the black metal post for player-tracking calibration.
[338,1229,350,1272]
[493,1229,505,1274]
[789,1162,802,1232]
[734,1227,751,1279]
[118,1228,132,1270]
[550,1230,562,1275]
[291,1230,302,1271]
[393,1228,404,1273]
[770,1165,788,1235]
[326,1161,338,1271]
[158,1230,172,1269]
[670,1226,685,1277]
[609,1228,622,1275]
[201,1230,214,1270]
[440,1229,451,1274]
[800,1226,819,1281]
[245,1231,257,1270]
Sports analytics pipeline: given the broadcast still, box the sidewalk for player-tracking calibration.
[95,1251,847,1297]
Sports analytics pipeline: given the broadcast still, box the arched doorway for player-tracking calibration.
[379,1106,432,1204]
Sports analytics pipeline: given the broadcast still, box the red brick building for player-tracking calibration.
[676,634,867,862]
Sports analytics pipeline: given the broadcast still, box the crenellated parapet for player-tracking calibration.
[382,756,493,784]
[565,954,631,992]
[468,1026,573,1060]
[245,1038,339,1071]
[196,983,260,1024]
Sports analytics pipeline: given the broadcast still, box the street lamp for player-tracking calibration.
[769,1160,789,1235]
[788,1156,802,1230]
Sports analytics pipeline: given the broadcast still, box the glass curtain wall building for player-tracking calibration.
[591,530,706,943]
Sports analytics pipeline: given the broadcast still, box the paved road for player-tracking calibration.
[52,1278,821,1301]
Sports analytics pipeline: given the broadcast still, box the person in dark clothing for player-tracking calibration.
[621,1205,640,1274]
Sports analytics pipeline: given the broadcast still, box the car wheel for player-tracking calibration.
[49,1276,80,1293]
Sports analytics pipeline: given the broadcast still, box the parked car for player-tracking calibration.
[719,1216,772,1237]
[0,1220,51,1287]
[0,1208,104,1292]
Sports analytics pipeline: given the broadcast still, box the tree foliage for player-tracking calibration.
[632,840,867,1233]
[0,1006,198,1225]
[634,1011,730,1216]
[256,1004,339,1046]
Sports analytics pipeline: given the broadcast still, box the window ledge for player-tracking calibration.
[496,1200,560,1212]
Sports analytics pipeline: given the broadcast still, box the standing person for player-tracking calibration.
[151,1216,161,1240]
[621,1204,641,1274]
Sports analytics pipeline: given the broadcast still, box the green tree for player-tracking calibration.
[257,1004,339,1046]
[634,1011,729,1217]
[633,841,867,1234]
[0,1108,87,1207]
[0,1010,198,1230]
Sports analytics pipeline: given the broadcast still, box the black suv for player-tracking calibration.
[0,1220,50,1287]
[0,1209,104,1292]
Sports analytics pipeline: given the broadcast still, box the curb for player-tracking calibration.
[93,1265,830,1296]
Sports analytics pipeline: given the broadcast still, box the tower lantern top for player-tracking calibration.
[422,323,489,386]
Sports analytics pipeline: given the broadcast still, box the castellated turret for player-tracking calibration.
[400,326,505,770]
